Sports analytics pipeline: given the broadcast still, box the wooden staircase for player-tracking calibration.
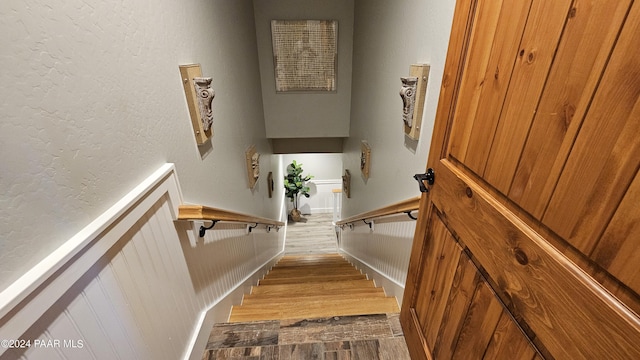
[228,253,400,322]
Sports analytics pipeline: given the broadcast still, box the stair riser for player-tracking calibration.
[259,274,367,285]
[250,280,377,295]
[229,298,399,323]
[264,269,363,279]
[242,291,387,306]
[249,288,384,298]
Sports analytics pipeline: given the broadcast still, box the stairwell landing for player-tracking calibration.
[201,214,411,359]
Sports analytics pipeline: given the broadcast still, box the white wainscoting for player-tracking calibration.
[0,164,285,360]
[294,179,342,214]
[338,214,416,306]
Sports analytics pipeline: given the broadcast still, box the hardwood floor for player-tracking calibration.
[285,213,338,255]
[229,254,399,322]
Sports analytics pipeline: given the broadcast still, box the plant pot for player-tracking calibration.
[290,208,302,222]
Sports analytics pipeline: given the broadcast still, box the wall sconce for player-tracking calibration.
[400,64,430,140]
[179,64,215,145]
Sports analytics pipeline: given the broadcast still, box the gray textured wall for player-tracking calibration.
[342,0,456,216]
[0,0,281,292]
[253,0,354,139]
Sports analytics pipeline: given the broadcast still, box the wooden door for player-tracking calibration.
[401,0,640,359]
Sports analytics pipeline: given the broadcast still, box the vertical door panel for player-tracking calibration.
[483,313,537,360]
[449,0,533,176]
[543,2,640,254]
[511,0,632,218]
[450,280,504,359]
[413,212,463,348]
[592,170,640,295]
[432,254,480,360]
[483,0,574,193]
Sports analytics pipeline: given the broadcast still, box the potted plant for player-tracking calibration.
[284,160,313,221]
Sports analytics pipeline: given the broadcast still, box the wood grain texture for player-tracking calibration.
[483,312,537,360]
[543,0,640,254]
[510,0,632,218]
[177,205,285,227]
[230,254,399,323]
[450,280,503,359]
[404,1,640,359]
[432,252,480,360]
[258,274,368,286]
[592,170,640,295]
[451,0,535,176]
[250,282,381,298]
[336,197,419,226]
[401,0,478,358]
[415,216,462,348]
[433,160,640,359]
[483,0,573,192]
[447,0,510,166]
[285,213,338,255]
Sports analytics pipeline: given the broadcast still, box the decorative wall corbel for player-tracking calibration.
[400,77,418,128]
[401,64,430,140]
[342,169,351,198]
[360,141,371,180]
[245,145,260,189]
[179,64,215,145]
[194,77,215,132]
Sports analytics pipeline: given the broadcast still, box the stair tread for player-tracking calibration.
[275,255,348,266]
[269,263,355,270]
[242,291,386,304]
[229,297,399,322]
[250,280,376,295]
[277,255,347,261]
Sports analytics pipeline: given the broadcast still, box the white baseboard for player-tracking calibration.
[339,250,405,306]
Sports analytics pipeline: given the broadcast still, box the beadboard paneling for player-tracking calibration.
[294,179,342,214]
[339,214,416,305]
[0,164,285,360]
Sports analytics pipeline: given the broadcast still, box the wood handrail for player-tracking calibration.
[335,197,420,226]
[178,205,285,227]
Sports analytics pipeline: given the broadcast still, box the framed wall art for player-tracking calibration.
[271,20,338,92]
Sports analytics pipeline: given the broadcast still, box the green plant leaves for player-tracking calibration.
[283,161,313,209]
